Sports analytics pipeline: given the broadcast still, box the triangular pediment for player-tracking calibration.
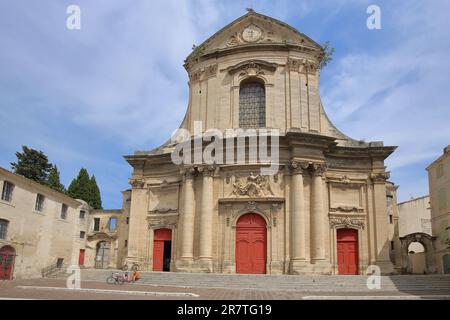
[187,10,322,60]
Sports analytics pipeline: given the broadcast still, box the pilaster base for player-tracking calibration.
[289,259,313,274]
[268,260,284,275]
[175,258,194,272]
[309,259,332,275]
[198,258,213,273]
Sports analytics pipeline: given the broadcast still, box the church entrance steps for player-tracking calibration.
[79,269,450,293]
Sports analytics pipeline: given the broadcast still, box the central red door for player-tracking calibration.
[337,229,358,275]
[236,213,267,274]
[153,229,172,271]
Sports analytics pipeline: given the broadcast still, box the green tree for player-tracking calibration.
[67,168,102,209]
[320,41,335,69]
[46,165,66,193]
[11,146,53,183]
[67,168,91,204]
[89,175,102,210]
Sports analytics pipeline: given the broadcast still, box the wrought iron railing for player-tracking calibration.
[41,262,65,278]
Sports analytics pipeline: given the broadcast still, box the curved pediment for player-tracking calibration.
[186,10,322,63]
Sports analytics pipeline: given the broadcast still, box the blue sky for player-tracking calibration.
[1,0,449,208]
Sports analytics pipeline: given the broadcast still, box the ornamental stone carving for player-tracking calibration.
[231,173,274,198]
[129,178,145,189]
[329,206,364,213]
[329,216,365,230]
[288,160,310,175]
[226,24,265,47]
[370,172,390,183]
[225,60,278,76]
[198,165,216,177]
[180,166,197,181]
[287,58,319,74]
[312,163,328,177]
[188,64,218,82]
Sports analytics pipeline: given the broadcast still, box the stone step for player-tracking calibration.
[78,269,450,292]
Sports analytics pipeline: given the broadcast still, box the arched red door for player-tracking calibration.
[0,246,16,280]
[337,229,359,275]
[236,213,266,274]
[153,229,172,272]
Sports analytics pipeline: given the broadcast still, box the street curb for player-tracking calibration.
[16,286,200,297]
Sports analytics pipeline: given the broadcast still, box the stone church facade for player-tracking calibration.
[124,10,399,275]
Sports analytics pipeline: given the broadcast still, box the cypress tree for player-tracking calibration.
[89,175,102,210]
[46,165,66,193]
[67,168,92,204]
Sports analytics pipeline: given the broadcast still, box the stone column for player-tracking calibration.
[180,167,196,266]
[289,161,309,273]
[125,178,146,267]
[198,165,215,271]
[310,163,330,271]
[371,172,395,274]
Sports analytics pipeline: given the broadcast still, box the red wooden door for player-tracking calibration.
[337,229,358,275]
[78,249,85,266]
[0,246,15,280]
[153,229,172,271]
[236,214,266,274]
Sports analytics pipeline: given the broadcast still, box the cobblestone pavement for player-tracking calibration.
[1,279,450,300]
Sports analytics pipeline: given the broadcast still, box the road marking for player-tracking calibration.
[302,295,450,300]
[16,286,199,297]
[0,297,42,300]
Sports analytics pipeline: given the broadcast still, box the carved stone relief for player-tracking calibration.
[231,172,274,197]
[329,216,365,230]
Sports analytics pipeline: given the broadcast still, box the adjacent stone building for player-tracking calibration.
[0,166,130,279]
[83,192,130,270]
[397,196,432,274]
[0,167,83,279]
[124,11,399,275]
[427,145,450,274]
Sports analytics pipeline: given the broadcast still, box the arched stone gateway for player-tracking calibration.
[400,233,436,274]
[95,241,111,269]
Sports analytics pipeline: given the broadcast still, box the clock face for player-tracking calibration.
[242,25,262,42]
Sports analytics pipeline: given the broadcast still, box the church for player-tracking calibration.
[123,10,399,275]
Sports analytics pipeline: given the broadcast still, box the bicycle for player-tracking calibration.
[122,263,140,272]
[106,272,125,285]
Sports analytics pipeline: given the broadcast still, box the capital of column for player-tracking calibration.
[288,160,310,175]
[370,172,390,184]
[311,163,328,178]
[180,166,197,181]
[198,165,216,177]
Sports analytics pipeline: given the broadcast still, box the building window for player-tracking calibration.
[108,217,117,232]
[79,210,85,219]
[124,240,128,247]
[93,218,100,232]
[1,181,14,202]
[390,241,395,251]
[80,231,85,239]
[56,258,64,268]
[35,194,45,212]
[60,204,68,220]
[239,80,266,128]
[389,214,393,224]
[0,219,9,240]
[126,217,129,224]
